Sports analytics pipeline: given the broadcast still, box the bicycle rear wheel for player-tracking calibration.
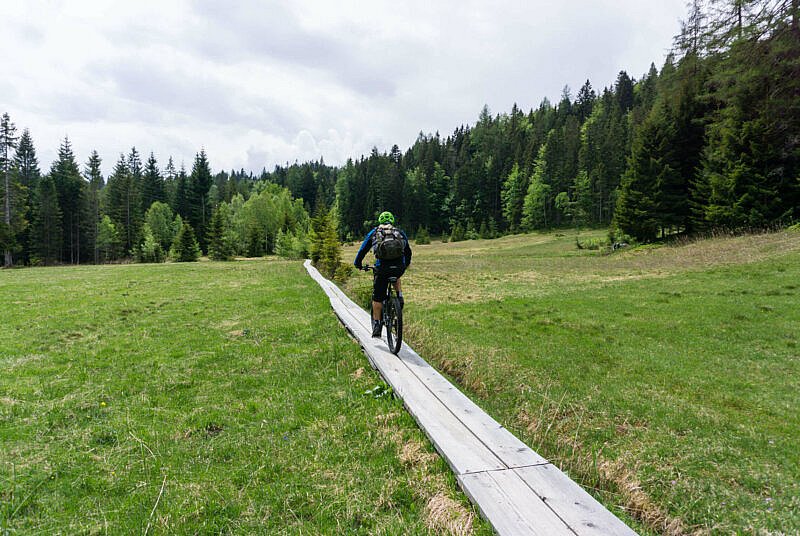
[385,296,403,354]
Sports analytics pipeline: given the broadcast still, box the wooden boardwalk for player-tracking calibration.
[305,261,638,536]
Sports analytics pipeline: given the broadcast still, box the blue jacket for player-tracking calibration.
[354,227,412,268]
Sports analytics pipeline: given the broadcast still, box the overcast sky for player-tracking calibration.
[1,0,687,176]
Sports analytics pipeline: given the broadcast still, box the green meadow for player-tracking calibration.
[0,261,491,535]
[344,229,800,534]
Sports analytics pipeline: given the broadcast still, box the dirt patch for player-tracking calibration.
[351,367,364,380]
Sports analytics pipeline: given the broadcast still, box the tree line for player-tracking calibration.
[2,0,797,267]
[325,0,798,242]
[0,124,311,267]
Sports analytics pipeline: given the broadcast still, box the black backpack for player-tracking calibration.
[373,224,406,260]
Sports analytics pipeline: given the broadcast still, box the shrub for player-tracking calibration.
[449,224,465,242]
[415,226,430,245]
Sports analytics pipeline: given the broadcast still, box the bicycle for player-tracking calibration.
[361,264,403,354]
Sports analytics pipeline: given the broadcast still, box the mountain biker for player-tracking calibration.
[354,211,412,338]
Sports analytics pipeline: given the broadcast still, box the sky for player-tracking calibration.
[1,0,687,176]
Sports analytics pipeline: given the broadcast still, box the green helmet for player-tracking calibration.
[378,211,395,225]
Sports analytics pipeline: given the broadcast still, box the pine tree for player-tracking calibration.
[12,129,39,264]
[163,156,177,208]
[174,163,190,219]
[614,103,676,241]
[50,137,86,264]
[30,174,62,266]
[1,113,19,266]
[84,151,103,264]
[207,204,234,261]
[699,0,800,228]
[189,150,213,253]
[615,71,635,113]
[104,154,138,255]
[171,222,201,262]
[141,152,164,210]
[575,80,596,122]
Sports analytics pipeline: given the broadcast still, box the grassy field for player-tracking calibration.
[0,260,492,535]
[344,229,800,535]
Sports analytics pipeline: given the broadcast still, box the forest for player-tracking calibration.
[1,0,797,267]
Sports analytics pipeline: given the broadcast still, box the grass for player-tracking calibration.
[344,229,800,535]
[0,260,492,535]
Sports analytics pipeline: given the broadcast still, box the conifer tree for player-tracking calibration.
[12,129,39,264]
[174,163,190,219]
[30,174,62,266]
[50,137,86,264]
[189,150,213,253]
[84,151,103,264]
[104,154,139,255]
[141,152,164,210]
[1,113,19,266]
[207,204,234,261]
[171,222,201,262]
[614,103,676,241]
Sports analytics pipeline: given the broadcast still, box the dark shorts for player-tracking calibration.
[372,262,405,302]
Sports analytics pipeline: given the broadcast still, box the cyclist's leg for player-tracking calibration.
[372,271,390,321]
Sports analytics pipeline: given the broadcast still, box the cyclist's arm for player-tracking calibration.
[402,230,412,267]
[354,229,375,268]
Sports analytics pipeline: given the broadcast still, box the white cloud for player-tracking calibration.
[0,0,686,176]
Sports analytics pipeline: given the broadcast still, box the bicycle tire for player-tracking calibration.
[386,296,403,354]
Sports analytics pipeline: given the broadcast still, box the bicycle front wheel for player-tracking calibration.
[385,296,403,354]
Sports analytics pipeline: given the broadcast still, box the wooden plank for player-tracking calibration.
[398,345,549,468]
[515,465,638,536]
[458,470,575,536]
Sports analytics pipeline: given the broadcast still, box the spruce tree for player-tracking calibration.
[50,137,86,264]
[12,129,39,264]
[614,104,676,241]
[30,174,62,266]
[1,113,19,266]
[171,222,201,262]
[207,204,234,261]
[189,150,213,253]
[84,151,103,264]
[141,152,164,210]
[104,154,136,255]
[163,156,177,209]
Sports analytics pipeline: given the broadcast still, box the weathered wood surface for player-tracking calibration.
[305,261,638,536]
